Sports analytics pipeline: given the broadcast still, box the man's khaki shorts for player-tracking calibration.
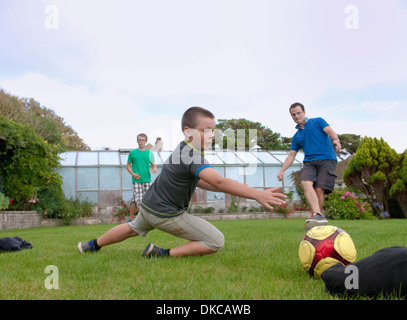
[128,207,225,252]
[300,159,337,194]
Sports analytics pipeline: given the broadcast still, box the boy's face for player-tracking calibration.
[185,115,216,151]
[137,136,147,148]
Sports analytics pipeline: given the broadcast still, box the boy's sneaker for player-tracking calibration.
[77,239,100,253]
[304,213,328,230]
[141,243,169,258]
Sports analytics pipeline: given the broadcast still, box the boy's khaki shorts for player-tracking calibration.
[128,207,224,252]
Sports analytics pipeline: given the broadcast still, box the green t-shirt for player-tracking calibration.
[127,149,155,183]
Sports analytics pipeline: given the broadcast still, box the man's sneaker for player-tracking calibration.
[141,243,169,258]
[304,213,328,230]
[77,239,100,253]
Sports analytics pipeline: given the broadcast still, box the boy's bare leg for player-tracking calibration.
[169,241,216,257]
[96,223,138,247]
[129,203,137,220]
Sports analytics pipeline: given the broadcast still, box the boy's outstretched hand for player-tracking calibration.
[255,187,287,212]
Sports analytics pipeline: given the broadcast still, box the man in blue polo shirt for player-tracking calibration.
[278,102,342,230]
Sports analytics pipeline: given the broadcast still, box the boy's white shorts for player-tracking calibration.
[128,207,224,252]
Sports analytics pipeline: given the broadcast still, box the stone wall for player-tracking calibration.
[0,210,312,231]
[0,211,122,230]
[0,211,43,231]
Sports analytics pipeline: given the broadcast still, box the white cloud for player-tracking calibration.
[1,1,407,153]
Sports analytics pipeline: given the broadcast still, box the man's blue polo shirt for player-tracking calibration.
[290,117,337,162]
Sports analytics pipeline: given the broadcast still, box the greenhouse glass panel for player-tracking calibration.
[255,152,281,164]
[56,167,75,200]
[59,152,77,166]
[154,151,172,165]
[204,151,224,164]
[268,152,288,164]
[216,151,243,165]
[120,153,129,165]
[77,152,98,165]
[244,166,264,188]
[77,167,98,190]
[100,167,121,190]
[234,151,261,164]
[121,168,133,189]
[122,190,133,203]
[225,166,244,183]
[78,191,98,204]
[264,166,283,188]
[207,191,225,202]
[99,152,120,165]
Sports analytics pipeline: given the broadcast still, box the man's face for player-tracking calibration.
[290,106,306,125]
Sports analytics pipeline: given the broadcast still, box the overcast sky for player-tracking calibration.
[1,0,406,152]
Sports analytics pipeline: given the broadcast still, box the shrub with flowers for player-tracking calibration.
[112,199,135,222]
[324,190,375,220]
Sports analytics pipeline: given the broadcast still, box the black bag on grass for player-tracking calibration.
[0,236,33,252]
[321,246,407,298]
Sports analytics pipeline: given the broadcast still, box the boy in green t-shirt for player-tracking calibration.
[126,133,157,220]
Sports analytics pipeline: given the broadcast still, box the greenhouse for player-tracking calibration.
[57,149,304,207]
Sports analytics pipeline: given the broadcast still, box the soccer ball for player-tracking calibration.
[298,225,357,278]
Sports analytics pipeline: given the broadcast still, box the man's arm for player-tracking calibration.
[323,126,342,151]
[277,150,297,181]
[198,167,287,211]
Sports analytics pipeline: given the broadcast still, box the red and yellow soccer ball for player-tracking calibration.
[298,225,357,278]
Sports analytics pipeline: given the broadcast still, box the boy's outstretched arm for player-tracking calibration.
[197,167,287,211]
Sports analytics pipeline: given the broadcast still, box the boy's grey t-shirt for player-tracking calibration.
[141,141,212,218]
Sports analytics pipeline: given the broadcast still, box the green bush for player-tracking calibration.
[0,192,10,210]
[33,184,95,224]
[33,184,65,216]
[324,190,375,220]
[0,116,62,209]
[56,199,93,225]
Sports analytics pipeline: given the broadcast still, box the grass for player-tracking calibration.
[0,218,406,300]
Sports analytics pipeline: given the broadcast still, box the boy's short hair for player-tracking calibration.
[289,102,305,112]
[137,133,148,141]
[181,106,215,131]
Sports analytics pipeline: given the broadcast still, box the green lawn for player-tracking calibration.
[0,218,406,300]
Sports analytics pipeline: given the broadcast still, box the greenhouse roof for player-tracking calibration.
[59,150,304,166]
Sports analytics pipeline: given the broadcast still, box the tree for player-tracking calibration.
[389,150,407,218]
[0,116,62,209]
[214,118,290,150]
[337,133,362,160]
[343,137,399,216]
[0,89,90,151]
